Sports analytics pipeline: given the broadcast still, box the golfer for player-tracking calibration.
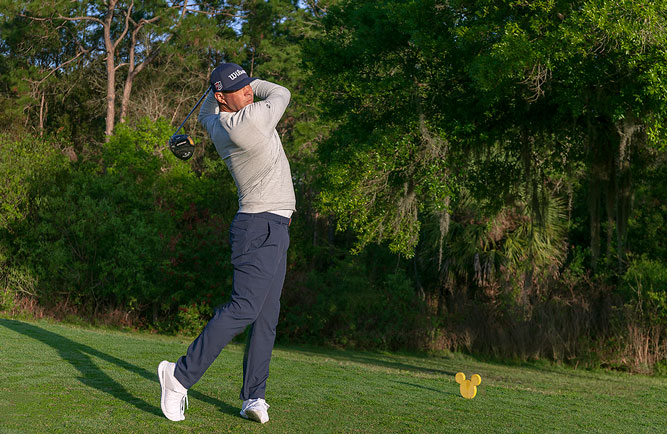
[158,63,295,424]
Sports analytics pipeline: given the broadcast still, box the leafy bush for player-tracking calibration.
[280,257,429,350]
[2,121,238,331]
[0,134,69,229]
[621,258,667,326]
[0,134,69,312]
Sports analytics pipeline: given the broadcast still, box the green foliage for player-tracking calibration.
[1,122,237,332]
[305,0,667,273]
[299,0,667,370]
[174,302,213,337]
[621,259,667,325]
[305,0,454,256]
[0,135,68,310]
[627,148,667,261]
[428,189,567,299]
[0,134,69,230]
[0,288,13,312]
[281,258,428,350]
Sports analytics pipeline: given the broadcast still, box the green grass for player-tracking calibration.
[0,318,665,433]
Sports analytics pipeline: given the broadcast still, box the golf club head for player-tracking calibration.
[169,134,195,160]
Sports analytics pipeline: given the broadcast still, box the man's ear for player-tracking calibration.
[214,92,226,105]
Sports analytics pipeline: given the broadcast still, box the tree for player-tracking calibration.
[457,0,667,271]
[305,0,667,275]
[1,0,241,139]
[304,0,455,257]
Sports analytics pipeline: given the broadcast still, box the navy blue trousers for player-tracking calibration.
[174,212,290,400]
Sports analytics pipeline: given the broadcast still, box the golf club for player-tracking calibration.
[169,87,212,160]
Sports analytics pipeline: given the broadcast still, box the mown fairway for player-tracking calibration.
[0,317,665,433]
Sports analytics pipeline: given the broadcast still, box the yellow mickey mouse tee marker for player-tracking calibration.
[455,372,481,399]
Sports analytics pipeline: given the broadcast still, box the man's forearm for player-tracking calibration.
[250,79,290,103]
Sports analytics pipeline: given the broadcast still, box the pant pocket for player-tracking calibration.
[242,220,271,254]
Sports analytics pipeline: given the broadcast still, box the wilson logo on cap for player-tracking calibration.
[228,69,246,81]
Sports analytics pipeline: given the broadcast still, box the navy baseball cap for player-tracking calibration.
[210,63,256,92]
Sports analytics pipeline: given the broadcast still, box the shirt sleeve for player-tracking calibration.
[198,90,219,125]
[246,79,291,134]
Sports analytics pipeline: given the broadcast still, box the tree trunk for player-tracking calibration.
[105,58,116,139]
[605,175,615,257]
[119,71,134,124]
[437,203,450,271]
[38,91,46,136]
[615,117,639,271]
[104,3,117,139]
[119,16,167,125]
[588,175,601,271]
[586,117,606,271]
[119,23,141,124]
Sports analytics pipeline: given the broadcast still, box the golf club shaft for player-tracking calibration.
[173,87,212,136]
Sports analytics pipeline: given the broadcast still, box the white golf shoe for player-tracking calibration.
[158,361,188,421]
[240,398,270,424]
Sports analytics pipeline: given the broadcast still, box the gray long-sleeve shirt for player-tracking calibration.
[198,79,296,216]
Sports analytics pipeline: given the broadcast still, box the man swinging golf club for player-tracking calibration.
[158,63,295,424]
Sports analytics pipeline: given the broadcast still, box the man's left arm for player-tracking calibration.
[247,79,291,134]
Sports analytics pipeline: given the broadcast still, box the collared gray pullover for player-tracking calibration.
[198,79,296,215]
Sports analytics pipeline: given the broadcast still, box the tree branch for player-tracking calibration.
[181,1,188,20]
[305,0,328,18]
[113,0,134,51]
[181,8,245,18]
[124,15,162,74]
[19,13,104,25]
[37,47,91,84]
[134,36,170,76]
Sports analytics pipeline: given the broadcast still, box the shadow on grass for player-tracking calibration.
[279,345,457,377]
[391,380,456,396]
[0,319,238,418]
[281,344,638,386]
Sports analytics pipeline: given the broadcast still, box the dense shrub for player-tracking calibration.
[614,258,667,372]
[0,134,69,230]
[1,122,237,330]
[621,259,667,326]
[0,134,69,311]
[280,257,430,350]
